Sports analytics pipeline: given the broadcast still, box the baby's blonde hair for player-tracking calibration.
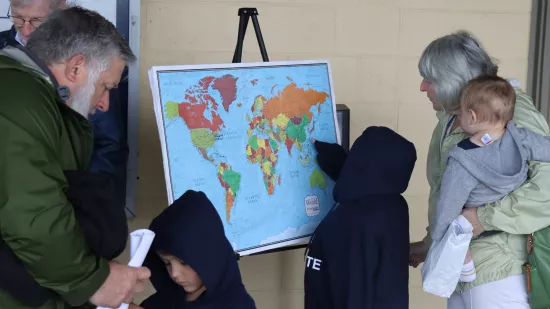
[459,75,515,125]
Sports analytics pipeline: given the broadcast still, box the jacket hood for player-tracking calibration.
[334,126,417,202]
[144,190,249,307]
[0,45,52,84]
[447,120,530,192]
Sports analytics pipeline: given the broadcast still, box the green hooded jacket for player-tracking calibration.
[0,46,109,308]
[423,79,550,293]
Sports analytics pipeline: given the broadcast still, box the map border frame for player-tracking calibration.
[148,60,341,256]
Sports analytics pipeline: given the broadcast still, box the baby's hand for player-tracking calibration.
[461,208,485,236]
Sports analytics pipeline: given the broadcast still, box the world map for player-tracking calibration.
[155,62,339,253]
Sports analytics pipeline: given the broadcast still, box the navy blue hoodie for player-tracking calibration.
[304,126,416,309]
[140,190,256,309]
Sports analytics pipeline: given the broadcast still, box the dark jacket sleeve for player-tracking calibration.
[0,77,109,306]
[0,237,56,307]
[314,141,347,181]
[64,170,129,259]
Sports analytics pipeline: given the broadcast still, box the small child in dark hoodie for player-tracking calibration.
[139,189,256,309]
[305,126,417,309]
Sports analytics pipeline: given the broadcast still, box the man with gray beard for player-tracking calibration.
[1,0,132,217]
[0,6,149,309]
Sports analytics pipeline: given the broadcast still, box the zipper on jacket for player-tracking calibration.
[525,233,534,293]
[526,264,532,292]
[528,233,534,255]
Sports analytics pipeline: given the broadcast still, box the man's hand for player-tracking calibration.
[462,208,485,236]
[409,241,429,268]
[89,261,151,308]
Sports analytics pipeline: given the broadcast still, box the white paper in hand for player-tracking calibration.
[421,215,473,298]
[97,229,155,309]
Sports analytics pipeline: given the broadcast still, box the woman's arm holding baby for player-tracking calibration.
[476,93,550,234]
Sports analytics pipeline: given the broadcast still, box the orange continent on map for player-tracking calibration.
[263,82,329,121]
[244,83,329,196]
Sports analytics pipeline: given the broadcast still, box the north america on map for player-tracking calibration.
[158,64,338,252]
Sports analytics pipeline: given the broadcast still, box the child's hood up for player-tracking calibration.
[143,190,246,304]
[334,126,417,202]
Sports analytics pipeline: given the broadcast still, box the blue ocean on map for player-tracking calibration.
[155,63,339,253]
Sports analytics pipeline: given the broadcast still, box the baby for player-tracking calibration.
[430,75,550,283]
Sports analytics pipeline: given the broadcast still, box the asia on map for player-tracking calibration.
[149,61,340,254]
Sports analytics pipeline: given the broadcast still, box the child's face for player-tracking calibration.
[158,252,204,294]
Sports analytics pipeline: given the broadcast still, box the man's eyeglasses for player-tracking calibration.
[7,15,44,28]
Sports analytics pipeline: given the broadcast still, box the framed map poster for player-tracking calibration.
[149,60,341,255]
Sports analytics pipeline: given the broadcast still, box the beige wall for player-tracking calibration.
[127,0,533,308]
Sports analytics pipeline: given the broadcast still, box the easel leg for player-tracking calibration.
[251,15,269,62]
[232,14,249,63]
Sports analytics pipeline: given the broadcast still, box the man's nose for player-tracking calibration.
[20,22,34,39]
[420,79,429,92]
[95,92,110,112]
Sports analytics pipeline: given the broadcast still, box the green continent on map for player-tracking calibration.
[165,101,179,120]
[287,114,310,144]
[246,82,329,195]
[222,169,241,193]
[248,135,259,151]
[218,162,241,222]
[309,169,326,190]
[190,128,216,159]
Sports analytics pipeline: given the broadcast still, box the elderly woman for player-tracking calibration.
[409,30,550,309]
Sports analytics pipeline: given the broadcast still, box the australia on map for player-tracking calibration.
[150,61,340,254]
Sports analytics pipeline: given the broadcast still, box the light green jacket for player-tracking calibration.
[423,85,550,293]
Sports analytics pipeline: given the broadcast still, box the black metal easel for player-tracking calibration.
[232,8,269,63]
[231,8,310,260]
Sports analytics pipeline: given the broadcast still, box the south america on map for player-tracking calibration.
[156,63,339,253]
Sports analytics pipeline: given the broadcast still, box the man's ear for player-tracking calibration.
[58,0,67,8]
[64,54,86,84]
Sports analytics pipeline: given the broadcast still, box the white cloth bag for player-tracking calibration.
[421,215,473,298]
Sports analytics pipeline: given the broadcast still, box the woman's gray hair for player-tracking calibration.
[418,30,499,110]
[10,0,62,11]
[26,5,135,76]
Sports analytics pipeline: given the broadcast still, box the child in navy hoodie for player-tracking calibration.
[139,190,256,309]
[305,126,416,309]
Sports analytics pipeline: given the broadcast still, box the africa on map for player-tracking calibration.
[150,61,340,254]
